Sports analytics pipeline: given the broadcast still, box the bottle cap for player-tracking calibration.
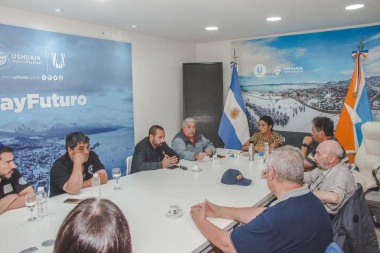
[37,187,44,192]
[93,173,99,177]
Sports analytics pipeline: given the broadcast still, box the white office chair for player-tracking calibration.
[126,156,133,175]
[348,122,380,192]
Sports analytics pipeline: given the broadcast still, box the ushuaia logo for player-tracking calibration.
[254,64,266,78]
[283,66,303,73]
[52,52,65,69]
[12,54,42,65]
[0,44,10,69]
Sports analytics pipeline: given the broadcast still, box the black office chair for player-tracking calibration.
[332,183,379,253]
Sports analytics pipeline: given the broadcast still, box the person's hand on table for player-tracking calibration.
[255,145,264,153]
[191,200,208,222]
[195,152,206,161]
[191,200,221,218]
[162,155,178,168]
[204,148,213,157]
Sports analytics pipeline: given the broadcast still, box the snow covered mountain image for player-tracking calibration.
[1,124,134,192]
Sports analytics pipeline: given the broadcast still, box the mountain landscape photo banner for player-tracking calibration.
[0,24,134,191]
[232,25,380,145]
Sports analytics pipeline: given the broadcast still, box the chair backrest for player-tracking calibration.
[332,183,379,253]
[354,122,380,190]
[126,156,133,175]
[324,242,344,253]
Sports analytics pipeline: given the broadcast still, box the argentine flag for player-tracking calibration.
[336,48,373,162]
[218,65,250,149]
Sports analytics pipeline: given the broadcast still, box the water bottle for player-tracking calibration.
[263,142,270,167]
[248,141,254,161]
[36,187,48,219]
[92,173,101,198]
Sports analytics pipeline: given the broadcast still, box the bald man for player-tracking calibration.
[304,140,356,216]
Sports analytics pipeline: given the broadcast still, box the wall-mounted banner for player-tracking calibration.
[0,24,134,191]
[232,25,380,141]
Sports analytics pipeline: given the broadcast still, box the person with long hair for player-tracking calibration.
[54,198,132,253]
[242,115,283,152]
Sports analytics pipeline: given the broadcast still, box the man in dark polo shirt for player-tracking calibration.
[131,125,179,174]
[0,145,35,214]
[190,146,333,253]
[50,132,108,198]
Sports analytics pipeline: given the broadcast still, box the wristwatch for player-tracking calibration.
[302,143,309,148]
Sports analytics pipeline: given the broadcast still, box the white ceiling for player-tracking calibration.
[0,0,380,43]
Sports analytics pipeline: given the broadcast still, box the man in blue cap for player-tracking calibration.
[191,145,333,253]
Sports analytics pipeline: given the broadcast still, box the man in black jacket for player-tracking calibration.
[131,125,179,174]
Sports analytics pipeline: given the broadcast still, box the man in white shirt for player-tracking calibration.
[304,140,356,216]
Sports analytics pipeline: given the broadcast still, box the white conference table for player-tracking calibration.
[0,149,273,253]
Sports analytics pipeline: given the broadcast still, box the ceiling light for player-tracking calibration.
[55,9,63,12]
[205,26,218,31]
[345,4,364,10]
[131,25,138,28]
[266,17,282,22]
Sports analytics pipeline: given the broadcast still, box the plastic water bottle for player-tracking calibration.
[36,187,48,219]
[248,141,254,161]
[92,173,101,198]
[263,142,270,167]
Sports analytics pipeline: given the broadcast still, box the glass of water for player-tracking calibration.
[112,168,122,190]
[25,192,37,222]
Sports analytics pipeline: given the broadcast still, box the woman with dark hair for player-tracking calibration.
[242,115,283,152]
[54,198,132,253]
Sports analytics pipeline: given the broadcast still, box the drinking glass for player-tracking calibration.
[112,168,122,190]
[25,193,37,222]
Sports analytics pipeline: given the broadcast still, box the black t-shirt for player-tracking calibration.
[0,169,30,199]
[49,151,105,198]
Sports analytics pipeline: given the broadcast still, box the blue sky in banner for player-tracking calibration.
[0,24,134,188]
[231,25,380,137]
[0,23,133,131]
[233,25,380,86]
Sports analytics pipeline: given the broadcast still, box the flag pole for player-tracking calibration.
[233,48,238,66]
[218,48,250,149]
[353,37,364,98]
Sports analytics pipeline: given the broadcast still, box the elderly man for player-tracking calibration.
[301,116,348,170]
[0,145,35,214]
[304,140,356,216]
[171,118,216,161]
[191,146,332,253]
[50,132,108,198]
[131,125,179,174]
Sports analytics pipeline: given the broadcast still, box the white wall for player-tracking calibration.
[0,6,196,143]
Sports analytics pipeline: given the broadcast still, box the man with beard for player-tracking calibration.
[0,145,35,214]
[50,132,108,198]
[131,125,179,174]
[304,140,356,216]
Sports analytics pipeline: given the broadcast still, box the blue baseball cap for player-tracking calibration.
[221,169,252,186]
